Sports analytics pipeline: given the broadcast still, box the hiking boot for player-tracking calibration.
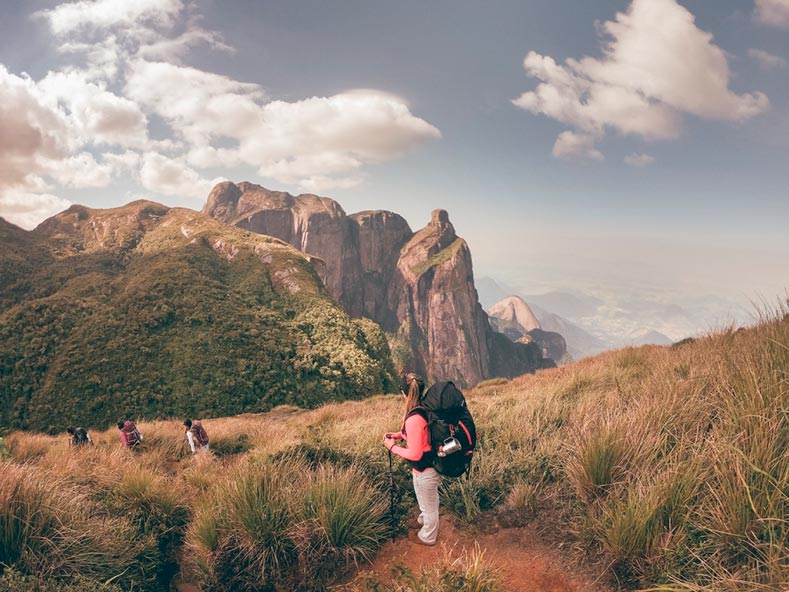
[407,529,436,546]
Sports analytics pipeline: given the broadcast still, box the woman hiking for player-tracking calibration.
[184,419,209,454]
[383,372,440,546]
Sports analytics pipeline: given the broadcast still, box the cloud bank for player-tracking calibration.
[513,0,768,160]
[0,0,440,228]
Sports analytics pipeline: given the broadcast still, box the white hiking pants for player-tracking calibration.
[412,467,441,544]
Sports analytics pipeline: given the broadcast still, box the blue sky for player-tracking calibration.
[0,0,787,318]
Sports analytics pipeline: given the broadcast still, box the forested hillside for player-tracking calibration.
[0,204,395,432]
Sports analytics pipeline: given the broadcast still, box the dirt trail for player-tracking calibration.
[347,516,613,592]
[174,515,613,591]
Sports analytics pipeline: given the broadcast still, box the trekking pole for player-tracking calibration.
[388,449,396,540]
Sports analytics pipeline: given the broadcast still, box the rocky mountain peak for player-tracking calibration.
[202,181,550,386]
[489,295,541,332]
[431,208,450,226]
[35,200,170,255]
[429,208,456,248]
[203,181,243,220]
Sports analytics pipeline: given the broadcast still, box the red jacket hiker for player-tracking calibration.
[118,420,142,448]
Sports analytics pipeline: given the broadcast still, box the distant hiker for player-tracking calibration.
[383,373,440,546]
[184,419,209,454]
[118,420,143,448]
[66,426,93,447]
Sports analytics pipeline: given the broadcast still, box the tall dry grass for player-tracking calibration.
[1,306,785,591]
[183,455,388,591]
[0,462,155,587]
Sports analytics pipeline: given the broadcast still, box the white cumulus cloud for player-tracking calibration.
[754,0,789,28]
[140,153,225,198]
[748,48,787,69]
[35,0,184,37]
[0,65,72,191]
[248,91,441,190]
[513,0,768,159]
[126,61,441,191]
[39,70,149,147]
[0,192,72,230]
[552,131,604,161]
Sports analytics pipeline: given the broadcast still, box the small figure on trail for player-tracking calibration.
[184,419,209,454]
[117,419,143,448]
[66,426,93,447]
[383,372,440,546]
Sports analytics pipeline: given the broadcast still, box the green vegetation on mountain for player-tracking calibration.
[409,237,465,277]
[0,205,395,432]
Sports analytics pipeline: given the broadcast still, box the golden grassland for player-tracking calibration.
[1,307,787,592]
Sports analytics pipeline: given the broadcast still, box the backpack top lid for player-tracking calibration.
[420,381,466,412]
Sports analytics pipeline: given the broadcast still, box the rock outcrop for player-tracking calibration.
[489,295,568,364]
[527,328,568,364]
[203,182,364,314]
[388,209,490,384]
[204,181,551,386]
[488,295,541,340]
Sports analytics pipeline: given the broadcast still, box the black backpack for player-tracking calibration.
[72,427,91,446]
[414,381,477,478]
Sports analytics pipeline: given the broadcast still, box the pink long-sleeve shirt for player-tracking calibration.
[389,412,431,469]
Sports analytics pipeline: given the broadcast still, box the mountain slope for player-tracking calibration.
[532,306,609,358]
[0,203,395,432]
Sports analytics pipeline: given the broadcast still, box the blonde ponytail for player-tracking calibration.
[401,372,425,427]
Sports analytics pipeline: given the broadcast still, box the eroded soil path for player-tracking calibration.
[174,514,614,591]
[345,515,614,592]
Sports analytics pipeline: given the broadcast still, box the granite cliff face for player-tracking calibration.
[203,182,362,314]
[388,209,490,384]
[204,181,551,386]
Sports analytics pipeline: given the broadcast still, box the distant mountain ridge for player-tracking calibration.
[477,277,685,357]
[477,278,607,359]
[487,295,570,364]
[203,181,554,386]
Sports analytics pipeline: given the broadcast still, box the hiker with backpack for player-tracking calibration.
[184,419,209,454]
[66,426,93,447]
[383,373,477,546]
[117,419,143,448]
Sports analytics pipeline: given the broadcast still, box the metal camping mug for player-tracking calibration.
[437,436,461,457]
